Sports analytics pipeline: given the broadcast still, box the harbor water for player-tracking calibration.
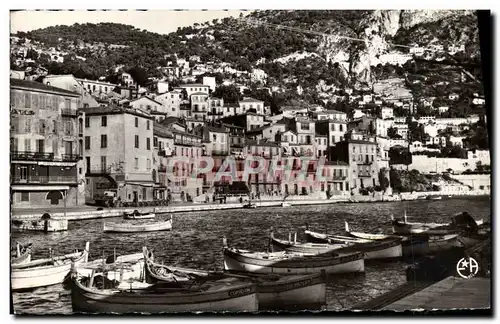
[11,196,491,314]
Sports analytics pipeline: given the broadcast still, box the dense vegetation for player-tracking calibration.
[11,10,485,117]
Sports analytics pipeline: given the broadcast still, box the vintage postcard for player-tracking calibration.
[9,9,491,315]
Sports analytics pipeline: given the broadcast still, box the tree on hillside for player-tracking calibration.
[128,66,149,86]
[387,127,399,139]
[212,85,241,104]
[378,168,390,192]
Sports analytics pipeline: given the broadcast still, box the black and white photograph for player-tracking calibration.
[8,8,492,315]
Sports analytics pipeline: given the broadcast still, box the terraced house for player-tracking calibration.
[81,106,155,204]
[10,79,84,208]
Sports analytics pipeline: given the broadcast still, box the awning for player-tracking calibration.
[10,160,38,165]
[38,161,78,166]
[126,182,154,187]
[11,185,70,191]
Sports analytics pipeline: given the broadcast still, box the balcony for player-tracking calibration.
[332,175,347,181]
[358,171,372,177]
[211,150,229,156]
[11,151,54,161]
[61,109,78,117]
[87,166,113,175]
[11,175,78,184]
[62,154,82,162]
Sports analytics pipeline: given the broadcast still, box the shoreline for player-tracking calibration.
[10,193,490,221]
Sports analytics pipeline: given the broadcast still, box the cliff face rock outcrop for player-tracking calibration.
[315,10,478,88]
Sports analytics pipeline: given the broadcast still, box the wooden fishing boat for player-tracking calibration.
[391,212,485,235]
[457,232,490,248]
[223,238,364,275]
[123,210,155,220]
[77,252,145,282]
[281,202,291,208]
[70,268,258,313]
[270,232,348,254]
[12,242,32,265]
[103,215,172,233]
[11,242,89,291]
[143,247,326,310]
[427,234,460,253]
[243,202,257,209]
[344,222,429,257]
[302,230,402,260]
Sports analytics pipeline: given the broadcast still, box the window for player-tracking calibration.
[24,139,31,151]
[100,156,107,172]
[101,135,107,148]
[24,93,31,108]
[65,98,71,109]
[134,157,139,169]
[36,139,44,153]
[53,139,58,156]
[52,120,57,133]
[147,120,150,130]
[135,135,139,148]
[38,119,46,134]
[146,138,151,150]
[85,117,90,127]
[135,117,138,127]
[339,124,343,132]
[85,136,90,150]
[213,134,217,142]
[21,192,29,202]
[147,158,151,170]
[79,168,82,175]
[24,118,31,133]
[153,137,158,147]
[101,116,107,127]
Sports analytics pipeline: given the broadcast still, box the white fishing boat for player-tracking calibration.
[77,252,145,282]
[142,247,326,310]
[11,242,89,291]
[123,210,155,220]
[270,232,349,254]
[103,215,172,233]
[281,202,291,208]
[303,230,402,260]
[428,234,460,253]
[70,268,258,313]
[223,238,364,275]
[344,221,430,257]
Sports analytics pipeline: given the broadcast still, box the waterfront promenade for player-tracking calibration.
[11,197,350,221]
[11,191,490,221]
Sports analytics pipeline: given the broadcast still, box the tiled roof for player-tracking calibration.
[179,83,208,87]
[80,106,152,119]
[129,96,163,106]
[347,139,378,145]
[10,78,80,96]
[240,97,263,103]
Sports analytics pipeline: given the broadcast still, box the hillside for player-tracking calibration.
[12,10,484,111]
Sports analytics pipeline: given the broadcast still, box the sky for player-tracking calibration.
[10,10,252,35]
